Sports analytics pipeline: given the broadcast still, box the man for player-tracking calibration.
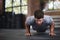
[25,10,56,37]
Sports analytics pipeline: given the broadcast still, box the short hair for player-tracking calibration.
[34,10,44,19]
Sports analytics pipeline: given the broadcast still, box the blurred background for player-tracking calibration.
[0,0,60,29]
[0,0,60,40]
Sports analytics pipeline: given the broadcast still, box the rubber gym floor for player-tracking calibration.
[0,28,60,40]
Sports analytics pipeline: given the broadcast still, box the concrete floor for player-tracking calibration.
[0,28,60,40]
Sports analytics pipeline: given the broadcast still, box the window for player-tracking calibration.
[5,0,28,15]
[43,0,60,11]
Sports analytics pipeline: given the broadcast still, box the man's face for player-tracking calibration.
[35,18,43,25]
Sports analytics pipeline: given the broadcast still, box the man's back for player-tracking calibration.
[25,15,53,31]
[25,15,53,25]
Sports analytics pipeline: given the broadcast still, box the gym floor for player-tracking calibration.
[0,28,60,40]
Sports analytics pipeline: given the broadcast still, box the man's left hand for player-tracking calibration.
[49,32,56,37]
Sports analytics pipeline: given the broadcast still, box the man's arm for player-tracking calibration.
[25,23,31,36]
[49,21,56,37]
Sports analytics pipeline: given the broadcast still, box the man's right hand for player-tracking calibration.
[25,33,31,36]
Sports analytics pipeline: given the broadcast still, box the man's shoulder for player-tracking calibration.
[26,16,34,25]
[44,15,52,21]
[44,15,51,17]
[44,15,53,24]
[27,16,34,19]
[26,16,34,22]
[44,15,52,19]
[30,16,34,18]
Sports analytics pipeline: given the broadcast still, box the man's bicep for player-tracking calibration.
[46,16,54,25]
[49,16,54,25]
[25,17,31,25]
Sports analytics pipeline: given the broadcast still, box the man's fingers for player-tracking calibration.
[25,33,31,36]
[49,33,56,38]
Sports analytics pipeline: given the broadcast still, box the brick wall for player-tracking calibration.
[44,11,60,16]
[28,0,40,16]
[28,0,60,16]
[0,0,4,15]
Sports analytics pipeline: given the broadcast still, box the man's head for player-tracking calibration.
[34,10,44,25]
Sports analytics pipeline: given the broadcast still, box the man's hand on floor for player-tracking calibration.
[49,32,56,37]
[25,33,31,36]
